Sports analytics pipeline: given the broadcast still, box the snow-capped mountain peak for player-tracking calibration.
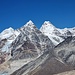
[0,27,14,39]
[40,21,56,34]
[0,27,14,34]
[43,21,55,28]
[24,20,35,27]
[44,21,51,24]
[0,27,20,40]
[40,21,64,45]
[19,20,37,32]
[27,20,34,24]
[0,27,20,52]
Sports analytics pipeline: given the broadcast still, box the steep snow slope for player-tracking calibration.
[11,20,54,60]
[0,21,55,75]
[40,21,64,45]
[0,27,19,40]
[0,27,20,52]
[40,21,75,45]
[0,20,75,75]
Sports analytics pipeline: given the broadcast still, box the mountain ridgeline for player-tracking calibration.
[11,21,54,60]
[0,20,75,75]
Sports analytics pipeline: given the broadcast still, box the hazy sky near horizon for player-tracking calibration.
[0,0,75,32]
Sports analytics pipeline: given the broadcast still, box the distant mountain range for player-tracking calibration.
[0,20,75,75]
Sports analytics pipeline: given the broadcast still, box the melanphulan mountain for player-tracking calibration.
[0,20,75,75]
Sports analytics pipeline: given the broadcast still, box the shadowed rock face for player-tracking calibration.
[0,39,7,64]
[0,39,7,49]
[11,22,54,60]
[54,36,75,67]
[1,21,75,75]
[29,36,75,75]
[0,21,55,75]
[54,70,75,75]
[29,58,74,75]
[0,57,5,64]
[11,40,38,60]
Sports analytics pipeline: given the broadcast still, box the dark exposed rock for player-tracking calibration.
[29,58,74,75]
[54,36,75,67]
[0,38,7,49]
[11,21,54,60]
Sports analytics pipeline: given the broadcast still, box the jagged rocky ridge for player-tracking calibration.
[0,20,55,75]
[54,36,75,67]
[0,20,75,75]
[40,21,75,45]
[11,20,54,60]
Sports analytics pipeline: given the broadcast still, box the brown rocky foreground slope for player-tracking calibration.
[54,70,75,75]
[29,57,74,75]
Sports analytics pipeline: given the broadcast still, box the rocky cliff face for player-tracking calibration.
[0,21,55,75]
[0,20,75,75]
[10,20,54,60]
[54,36,75,67]
[40,21,75,45]
[55,70,75,75]
[0,28,20,64]
[0,27,20,53]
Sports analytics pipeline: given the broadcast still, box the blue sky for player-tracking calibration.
[0,0,75,32]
